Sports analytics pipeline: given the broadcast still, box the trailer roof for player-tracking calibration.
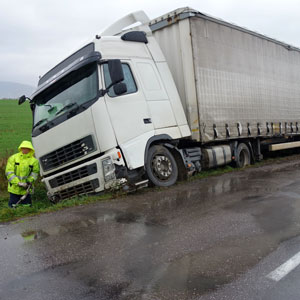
[149,7,300,53]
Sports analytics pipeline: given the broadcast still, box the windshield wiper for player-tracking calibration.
[55,102,78,116]
[33,118,48,129]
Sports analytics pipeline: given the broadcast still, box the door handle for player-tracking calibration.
[143,118,152,124]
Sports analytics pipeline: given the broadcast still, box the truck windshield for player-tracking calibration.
[33,63,98,129]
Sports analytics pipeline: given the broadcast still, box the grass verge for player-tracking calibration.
[0,181,116,223]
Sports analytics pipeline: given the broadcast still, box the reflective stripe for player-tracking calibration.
[8,175,28,181]
[6,172,38,182]
[29,172,38,180]
[8,175,18,182]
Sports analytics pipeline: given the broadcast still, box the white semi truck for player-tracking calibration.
[20,7,300,201]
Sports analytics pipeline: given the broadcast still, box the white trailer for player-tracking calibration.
[19,8,300,201]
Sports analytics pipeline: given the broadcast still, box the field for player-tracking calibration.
[0,99,32,190]
[0,99,32,157]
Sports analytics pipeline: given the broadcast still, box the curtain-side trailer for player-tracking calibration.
[150,7,300,167]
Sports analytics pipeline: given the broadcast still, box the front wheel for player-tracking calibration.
[146,145,178,187]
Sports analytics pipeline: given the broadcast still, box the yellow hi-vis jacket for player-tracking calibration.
[5,141,40,195]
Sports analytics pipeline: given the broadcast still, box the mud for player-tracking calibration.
[1,159,300,299]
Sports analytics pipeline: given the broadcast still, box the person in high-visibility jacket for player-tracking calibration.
[5,141,40,207]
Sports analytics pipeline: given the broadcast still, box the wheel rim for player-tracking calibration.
[151,154,173,181]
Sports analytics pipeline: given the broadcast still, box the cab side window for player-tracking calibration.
[103,63,137,97]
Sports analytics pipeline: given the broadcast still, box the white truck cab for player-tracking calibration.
[27,11,193,201]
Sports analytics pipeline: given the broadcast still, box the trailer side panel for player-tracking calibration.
[190,16,300,142]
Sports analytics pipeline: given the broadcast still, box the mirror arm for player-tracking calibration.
[24,96,32,102]
[99,89,107,97]
[99,82,115,97]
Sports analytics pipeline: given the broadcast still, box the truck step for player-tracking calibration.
[122,180,149,193]
[134,180,149,189]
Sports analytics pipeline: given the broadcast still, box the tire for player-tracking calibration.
[146,145,178,187]
[235,143,251,168]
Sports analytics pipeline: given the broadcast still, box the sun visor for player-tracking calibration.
[32,46,101,99]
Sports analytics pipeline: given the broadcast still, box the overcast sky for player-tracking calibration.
[1,0,300,87]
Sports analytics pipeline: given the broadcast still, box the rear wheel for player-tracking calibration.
[146,145,178,187]
[235,143,251,168]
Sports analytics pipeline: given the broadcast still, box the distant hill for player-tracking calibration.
[0,81,35,99]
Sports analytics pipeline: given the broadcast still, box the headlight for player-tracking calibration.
[102,158,116,182]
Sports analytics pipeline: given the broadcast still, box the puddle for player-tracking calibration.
[242,195,264,202]
[154,254,231,296]
[21,230,49,242]
[115,212,140,224]
[16,212,146,245]
[102,213,116,222]
[21,231,36,241]
[153,235,274,296]
[11,220,25,224]
[144,216,168,227]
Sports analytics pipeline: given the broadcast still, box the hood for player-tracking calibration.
[18,141,35,155]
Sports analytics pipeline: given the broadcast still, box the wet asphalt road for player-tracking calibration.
[2,160,300,299]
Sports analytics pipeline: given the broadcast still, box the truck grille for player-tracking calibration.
[56,179,99,200]
[49,163,98,188]
[40,135,95,171]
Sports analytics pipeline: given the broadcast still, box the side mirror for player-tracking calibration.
[108,60,124,84]
[18,95,32,105]
[18,95,26,105]
[113,83,127,96]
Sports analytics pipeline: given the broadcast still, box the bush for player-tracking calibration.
[32,180,48,202]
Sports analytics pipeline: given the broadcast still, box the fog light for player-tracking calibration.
[102,158,116,182]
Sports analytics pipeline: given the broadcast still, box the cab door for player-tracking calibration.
[102,61,154,166]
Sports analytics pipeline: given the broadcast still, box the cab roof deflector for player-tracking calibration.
[100,10,151,36]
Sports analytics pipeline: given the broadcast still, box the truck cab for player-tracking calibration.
[29,12,191,201]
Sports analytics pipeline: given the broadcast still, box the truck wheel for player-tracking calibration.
[235,143,250,168]
[146,145,178,187]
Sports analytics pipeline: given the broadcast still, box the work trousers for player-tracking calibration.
[8,193,32,208]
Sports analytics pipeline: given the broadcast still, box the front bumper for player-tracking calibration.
[43,150,124,201]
